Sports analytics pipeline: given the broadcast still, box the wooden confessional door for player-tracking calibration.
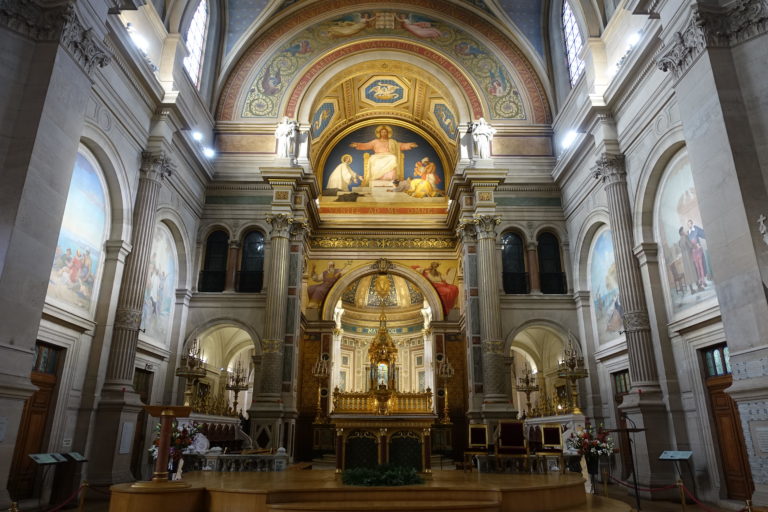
[706,374,753,500]
[8,371,58,500]
[131,368,153,479]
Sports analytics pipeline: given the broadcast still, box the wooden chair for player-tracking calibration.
[536,424,565,474]
[463,424,489,472]
[495,420,529,472]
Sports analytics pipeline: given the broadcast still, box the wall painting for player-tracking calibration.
[141,223,178,344]
[589,228,622,345]
[47,151,108,314]
[656,154,717,315]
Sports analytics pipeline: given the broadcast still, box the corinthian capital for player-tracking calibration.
[290,220,310,240]
[473,215,501,240]
[267,213,294,238]
[456,221,477,244]
[141,151,174,181]
[591,153,626,185]
[60,4,111,74]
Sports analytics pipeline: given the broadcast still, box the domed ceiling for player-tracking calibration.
[339,274,427,331]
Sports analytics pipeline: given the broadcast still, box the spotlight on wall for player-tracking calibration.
[192,131,204,142]
[627,31,642,48]
[203,147,216,159]
[126,23,149,55]
[561,130,578,150]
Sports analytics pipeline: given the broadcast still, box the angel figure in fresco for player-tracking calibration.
[326,13,373,38]
[412,262,458,315]
[349,125,418,184]
[397,14,444,39]
[369,81,401,101]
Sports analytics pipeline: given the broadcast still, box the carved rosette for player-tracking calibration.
[267,214,294,239]
[261,339,284,354]
[141,151,174,181]
[622,311,651,333]
[114,307,142,331]
[592,153,626,185]
[473,215,501,241]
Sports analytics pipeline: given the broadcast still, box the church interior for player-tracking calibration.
[2,0,768,510]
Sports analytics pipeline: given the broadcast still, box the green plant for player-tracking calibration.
[341,464,424,486]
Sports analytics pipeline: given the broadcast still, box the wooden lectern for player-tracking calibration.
[132,405,192,488]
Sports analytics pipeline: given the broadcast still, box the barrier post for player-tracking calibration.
[603,469,608,496]
[677,479,685,511]
[746,499,752,512]
[77,482,88,512]
[8,503,19,512]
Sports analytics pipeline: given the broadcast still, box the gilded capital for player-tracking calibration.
[290,220,310,240]
[456,221,477,244]
[481,339,505,356]
[266,213,294,239]
[473,215,501,240]
[141,151,174,181]
[261,339,284,354]
[592,153,626,185]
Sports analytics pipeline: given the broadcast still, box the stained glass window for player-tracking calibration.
[703,344,731,378]
[183,0,208,89]
[562,0,585,86]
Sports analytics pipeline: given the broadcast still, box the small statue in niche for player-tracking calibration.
[471,117,496,160]
[275,116,299,159]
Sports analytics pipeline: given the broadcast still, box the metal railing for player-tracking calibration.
[236,270,263,293]
[503,272,530,294]
[540,272,567,294]
[198,270,226,292]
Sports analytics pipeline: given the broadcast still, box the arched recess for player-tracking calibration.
[632,128,687,243]
[184,317,263,354]
[215,0,552,124]
[504,319,574,356]
[573,210,610,291]
[321,263,445,323]
[156,208,193,290]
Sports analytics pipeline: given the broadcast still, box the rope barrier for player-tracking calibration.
[679,481,749,512]
[85,484,112,496]
[44,482,86,512]
[607,473,678,492]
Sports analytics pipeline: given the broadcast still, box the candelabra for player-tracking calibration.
[515,365,539,416]
[557,334,588,414]
[225,359,250,414]
[436,358,455,424]
[175,339,207,407]
[312,354,330,424]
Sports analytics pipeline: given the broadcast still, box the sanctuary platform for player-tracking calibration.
[108,470,632,512]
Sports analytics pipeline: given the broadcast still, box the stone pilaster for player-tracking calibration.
[456,221,482,417]
[656,3,768,502]
[0,5,111,504]
[526,241,541,293]
[224,240,240,292]
[592,153,673,489]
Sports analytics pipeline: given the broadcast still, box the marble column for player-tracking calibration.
[89,151,172,485]
[526,241,541,293]
[472,215,512,411]
[592,153,672,488]
[250,214,293,448]
[0,5,110,504]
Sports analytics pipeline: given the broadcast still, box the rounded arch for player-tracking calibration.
[504,318,574,355]
[632,127,687,244]
[234,221,269,242]
[532,223,568,243]
[320,262,445,323]
[197,222,234,242]
[184,317,263,355]
[79,128,131,242]
[498,222,530,244]
[215,0,552,124]
[572,209,610,290]
[156,208,193,290]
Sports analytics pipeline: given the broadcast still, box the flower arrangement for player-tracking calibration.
[148,421,200,461]
[566,424,614,459]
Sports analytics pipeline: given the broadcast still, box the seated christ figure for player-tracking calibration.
[349,125,418,185]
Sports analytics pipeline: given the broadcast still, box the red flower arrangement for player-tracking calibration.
[148,421,200,461]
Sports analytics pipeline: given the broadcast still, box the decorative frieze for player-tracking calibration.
[309,236,456,250]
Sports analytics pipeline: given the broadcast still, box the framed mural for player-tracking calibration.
[141,223,178,344]
[47,148,109,315]
[318,123,449,215]
[589,227,623,345]
[655,152,718,316]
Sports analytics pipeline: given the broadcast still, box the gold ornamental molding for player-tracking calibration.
[309,236,457,250]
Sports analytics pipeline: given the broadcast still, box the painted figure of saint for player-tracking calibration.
[407,157,442,198]
[349,125,417,183]
[413,262,458,315]
[325,154,359,191]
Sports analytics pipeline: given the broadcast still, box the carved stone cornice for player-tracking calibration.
[309,236,456,250]
[656,2,768,79]
[140,151,174,181]
[622,310,651,333]
[266,213,294,239]
[591,153,626,185]
[0,1,111,75]
[473,215,500,241]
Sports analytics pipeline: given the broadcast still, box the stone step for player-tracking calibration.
[268,500,499,512]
